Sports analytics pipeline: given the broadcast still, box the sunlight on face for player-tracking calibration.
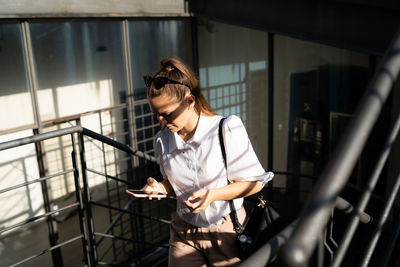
[149,95,189,132]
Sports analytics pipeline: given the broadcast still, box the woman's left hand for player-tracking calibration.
[184,189,215,213]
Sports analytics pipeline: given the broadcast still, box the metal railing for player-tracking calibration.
[240,27,400,266]
[0,125,173,266]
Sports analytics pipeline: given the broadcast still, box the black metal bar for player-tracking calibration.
[331,108,400,267]
[78,132,97,266]
[33,128,63,267]
[86,168,136,187]
[0,126,82,151]
[90,200,172,225]
[324,212,337,262]
[97,198,138,262]
[360,168,400,267]
[268,32,274,175]
[108,107,127,260]
[9,235,84,267]
[98,110,119,262]
[280,27,400,267]
[0,169,74,194]
[317,229,325,267]
[334,196,372,224]
[71,133,90,266]
[95,198,136,247]
[82,127,156,162]
[94,232,169,248]
[0,202,79,235]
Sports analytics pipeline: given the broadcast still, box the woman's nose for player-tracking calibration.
[157,114,165,121]
[157,115,167,125]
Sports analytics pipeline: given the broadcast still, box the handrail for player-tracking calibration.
[0,125,156,162]
[280,27,400,266]
[239,196,373,267]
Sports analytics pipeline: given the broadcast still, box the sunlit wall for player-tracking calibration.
[197,20,270,168]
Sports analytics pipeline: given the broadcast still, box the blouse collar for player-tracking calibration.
[167,115,218,153]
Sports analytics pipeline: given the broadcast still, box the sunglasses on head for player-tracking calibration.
[144,76,191,90]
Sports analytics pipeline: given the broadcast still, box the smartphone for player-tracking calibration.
[187,196,200,203]
[126,189,166,198]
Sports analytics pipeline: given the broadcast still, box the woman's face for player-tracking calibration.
[149,94,195,133]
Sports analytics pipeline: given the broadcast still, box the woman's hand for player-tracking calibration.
[184,181,262,213]
[184,189,215,213]
[142,177,167,200]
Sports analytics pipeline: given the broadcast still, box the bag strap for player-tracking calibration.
[218,117,244,233]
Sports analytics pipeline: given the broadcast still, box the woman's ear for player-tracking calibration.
[186,94,196,108]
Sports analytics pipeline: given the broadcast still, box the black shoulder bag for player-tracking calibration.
[218,117,280,259]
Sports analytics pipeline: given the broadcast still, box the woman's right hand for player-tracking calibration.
[142,177,166,200]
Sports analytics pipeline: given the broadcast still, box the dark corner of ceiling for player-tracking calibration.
[188,0,400,56]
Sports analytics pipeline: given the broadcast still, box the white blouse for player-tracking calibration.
[154,114,274,227]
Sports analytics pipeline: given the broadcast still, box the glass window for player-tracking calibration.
[29,21,130,202]
[129,19,193,159]
[0,23,34,132]
[197,21,270,168]
[29,21,127,121]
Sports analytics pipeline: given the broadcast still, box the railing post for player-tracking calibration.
[78,131,97,266]
[71,133,90,266]
[33,128,64,267]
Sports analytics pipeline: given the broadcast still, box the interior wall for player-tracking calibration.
[273,35,370,188]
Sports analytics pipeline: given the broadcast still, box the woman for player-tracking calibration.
[142,57,274,266]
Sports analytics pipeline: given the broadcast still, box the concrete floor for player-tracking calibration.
[1,205,99,267]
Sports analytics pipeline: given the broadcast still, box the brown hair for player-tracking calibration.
[146,57,216,116]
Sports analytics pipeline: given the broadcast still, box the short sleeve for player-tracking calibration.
[222,115,274,186]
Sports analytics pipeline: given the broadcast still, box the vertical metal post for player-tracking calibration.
[21,21,41,130]
[122,18,141,257]
[78,132,97,265]
[191,16,199,76]
[268,32,274,178]
[317,228,325,267]
[33,128,64,266]
[70,133,90,266]
[122,19,138,168]
[99,111,118,260]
